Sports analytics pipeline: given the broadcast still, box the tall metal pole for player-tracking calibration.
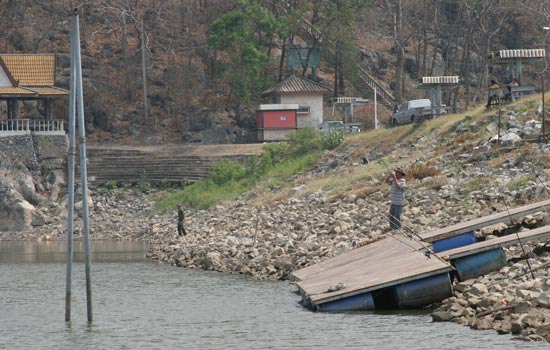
[73,11,93,322]
[65,13,78,323]
[141,18,149,127]
[374,86,379,129]
[542,75,546,142]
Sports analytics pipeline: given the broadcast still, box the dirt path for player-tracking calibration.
[87,143,265,157]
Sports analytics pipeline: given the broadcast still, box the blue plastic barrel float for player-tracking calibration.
[393,273,453,308]
[452,248,507,281]
[315,291,375,312]
[432,231,477,253]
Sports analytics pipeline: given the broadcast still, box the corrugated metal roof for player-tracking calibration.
[0,54,56,86]
[0,87,37,95]
[497,49,545,59]
[421,76,459,84]
[263,75,331,95]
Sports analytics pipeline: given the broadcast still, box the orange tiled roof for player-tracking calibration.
[0,54,55,86]
[26,86,68,96]
[0,86,37,95]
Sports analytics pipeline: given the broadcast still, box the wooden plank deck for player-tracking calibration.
[294,236,452,305]
[419,199,550,243]
[440,224,550,260]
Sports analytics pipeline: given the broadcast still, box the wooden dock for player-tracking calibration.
[419,199,550,243]
[293,199,550,311]
[294,236,451,307]
[441,225,550,260]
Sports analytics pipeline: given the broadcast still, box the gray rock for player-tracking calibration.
[537,292,550,308]
[431,311,453,322]
[470,283,488,296]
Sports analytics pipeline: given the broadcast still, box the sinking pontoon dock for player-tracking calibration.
[292,199,550,312]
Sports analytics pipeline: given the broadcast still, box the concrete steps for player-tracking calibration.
[83,145,260,184]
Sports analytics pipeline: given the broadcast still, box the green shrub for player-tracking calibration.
[137,181,152,191]
[180,178,190,189]
[244,156,263,179]
[209,159,246,185]
[321,130,344,150]
[159,179,171,189]
[288,127,322,155]
[104,180,118,190]
[262,142,289,166]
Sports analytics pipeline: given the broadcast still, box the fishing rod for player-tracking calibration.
[492,182,536,279]
[533,169,550,199]
[369,205,456,271]
[368,170,443,258]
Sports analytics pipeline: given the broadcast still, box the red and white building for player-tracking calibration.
[258,75,331,141]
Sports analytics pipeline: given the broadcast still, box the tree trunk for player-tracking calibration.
[278,36,288,81]
[121,13,134,101]
[392,0,404,102]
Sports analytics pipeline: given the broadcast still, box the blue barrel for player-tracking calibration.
[453,248,507,281]
[432,231,477,253]
[393,273,453,308]
[316,292,375,312]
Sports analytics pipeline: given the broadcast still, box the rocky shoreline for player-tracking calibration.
[2,111,550,341]
[3,154,548,341]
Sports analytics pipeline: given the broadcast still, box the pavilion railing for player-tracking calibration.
[0,119,65,135]
[29,119,64,133]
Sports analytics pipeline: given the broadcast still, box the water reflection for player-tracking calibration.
[0,240,148,264]
[0,241,546,350]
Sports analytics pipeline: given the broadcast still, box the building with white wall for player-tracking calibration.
[261,75,331,130]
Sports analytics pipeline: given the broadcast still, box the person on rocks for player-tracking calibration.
[177,203,187,236]
[385,168,407,230]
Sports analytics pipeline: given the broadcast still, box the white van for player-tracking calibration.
[390,99,432,126]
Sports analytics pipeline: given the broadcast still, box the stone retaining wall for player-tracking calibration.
[0,134,67,169]
[0,135,36,167]
[32,134,68,169]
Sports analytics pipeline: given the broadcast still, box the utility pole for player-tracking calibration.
[141,18,149,127]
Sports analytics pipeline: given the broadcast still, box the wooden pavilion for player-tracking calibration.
[0,54,68,121]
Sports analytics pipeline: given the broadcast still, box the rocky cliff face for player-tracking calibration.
[0,135,67,232]
[0,161,37,231]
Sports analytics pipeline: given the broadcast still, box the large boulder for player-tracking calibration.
[0,181,35,231]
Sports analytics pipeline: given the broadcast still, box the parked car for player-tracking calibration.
[390,99,433,126]
[318,121,345,133]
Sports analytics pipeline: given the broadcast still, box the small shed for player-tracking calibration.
[418,76,459,115]
[489,49,546,84]
[256,104,299,142]
[261,75,331,130]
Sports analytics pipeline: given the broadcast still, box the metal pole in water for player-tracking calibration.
[65,13,78,323]
[73,11,93,322]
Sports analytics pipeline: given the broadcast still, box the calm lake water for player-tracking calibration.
[1,241,548,350]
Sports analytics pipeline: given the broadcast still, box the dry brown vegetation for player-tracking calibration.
[407,162,442,180]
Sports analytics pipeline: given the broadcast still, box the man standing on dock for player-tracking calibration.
[386,168,407,230]
[177,203,187,236]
